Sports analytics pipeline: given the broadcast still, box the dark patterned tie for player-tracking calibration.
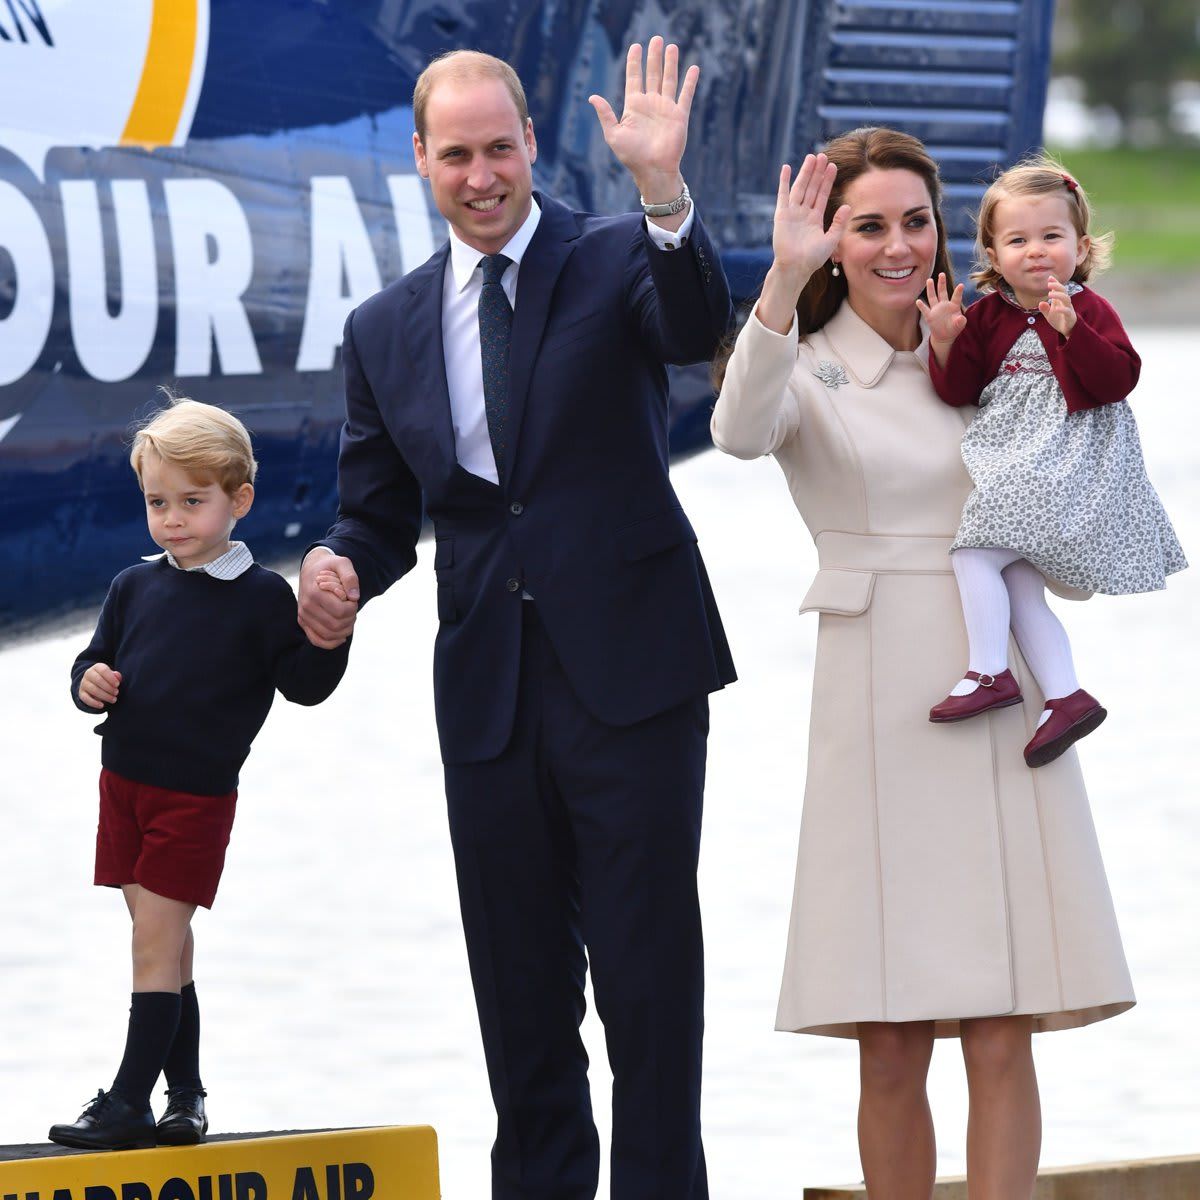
[478,252,513,482]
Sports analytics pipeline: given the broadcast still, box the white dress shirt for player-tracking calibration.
[442,198,697,483]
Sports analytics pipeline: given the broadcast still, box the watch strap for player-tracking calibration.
[640,180,691,218]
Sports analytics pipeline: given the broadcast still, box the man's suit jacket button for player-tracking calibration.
[506,578,521,592]
[509,501,524,516]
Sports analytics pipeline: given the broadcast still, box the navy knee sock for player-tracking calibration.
[163,980,203,1091]
[111,991,182,1110]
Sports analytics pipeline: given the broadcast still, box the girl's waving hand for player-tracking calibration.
[916,272,966,351]
[1039,276,1077,337]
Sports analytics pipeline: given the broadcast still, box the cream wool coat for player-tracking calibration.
[712,300,1134,1038]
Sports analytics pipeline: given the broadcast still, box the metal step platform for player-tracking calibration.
[0,1125,438,1199]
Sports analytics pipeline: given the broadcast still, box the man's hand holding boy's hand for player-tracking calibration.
[298,550,359,649]
[80,663,121,709]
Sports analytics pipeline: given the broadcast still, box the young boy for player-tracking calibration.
[51,398,350,1151]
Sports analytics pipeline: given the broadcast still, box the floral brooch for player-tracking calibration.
[814,360,849,390]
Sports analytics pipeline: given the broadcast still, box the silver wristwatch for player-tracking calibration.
[640,180,691,218]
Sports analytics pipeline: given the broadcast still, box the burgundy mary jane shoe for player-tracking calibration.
[1023,689,1107,768]
[929,669,1023,723]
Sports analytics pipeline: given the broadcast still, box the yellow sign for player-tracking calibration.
[0,1126,439,1200]
[121,0,204,148]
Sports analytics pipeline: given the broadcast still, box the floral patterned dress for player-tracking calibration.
[951,284,1187,594]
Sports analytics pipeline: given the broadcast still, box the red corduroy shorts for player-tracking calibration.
[94,768,237,909]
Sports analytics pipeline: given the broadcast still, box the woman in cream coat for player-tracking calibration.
[711,129,1134,1198]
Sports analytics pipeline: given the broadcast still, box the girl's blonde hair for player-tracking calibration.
[972,152,1113,291]
[130,394,257,494]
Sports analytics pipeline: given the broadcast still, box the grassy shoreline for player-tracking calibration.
[1046,146,1200,272]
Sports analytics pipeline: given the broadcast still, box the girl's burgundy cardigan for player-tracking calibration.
[928,286,1140,414]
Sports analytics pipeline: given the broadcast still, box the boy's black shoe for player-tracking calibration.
[156,1086,208,1145]
[48,1089,156,1150]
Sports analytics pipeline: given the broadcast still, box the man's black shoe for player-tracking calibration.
[48,1088,156,1150]
[156,1086,208,1145]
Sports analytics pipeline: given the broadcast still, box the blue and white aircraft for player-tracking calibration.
[0,0,1053,636]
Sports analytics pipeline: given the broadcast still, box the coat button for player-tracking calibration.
[509,501,524,516]
[506,578,521,592]
[1027,315,1036,324]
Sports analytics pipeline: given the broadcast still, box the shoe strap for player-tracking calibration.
[965,670,997,688]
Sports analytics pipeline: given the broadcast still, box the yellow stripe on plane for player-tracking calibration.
[120,0,199,147]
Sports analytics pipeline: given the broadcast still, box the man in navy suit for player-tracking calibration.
[298,39,734,1199]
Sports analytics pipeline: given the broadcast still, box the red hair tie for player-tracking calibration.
[1062,173,1078,193]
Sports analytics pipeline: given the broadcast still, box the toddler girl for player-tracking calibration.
[918,154,1185,766]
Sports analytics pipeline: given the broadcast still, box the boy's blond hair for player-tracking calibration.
[130,395,258,494]
[972,152,1114,292]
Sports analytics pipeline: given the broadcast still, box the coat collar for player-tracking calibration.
[821,299,930,389]
[503,192,582,479]
[398,244,458,470]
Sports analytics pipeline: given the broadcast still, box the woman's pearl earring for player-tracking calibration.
[831,262,841,277]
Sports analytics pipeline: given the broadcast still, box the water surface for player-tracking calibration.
[2,329,1195,1196]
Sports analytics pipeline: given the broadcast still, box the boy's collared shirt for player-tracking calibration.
[143,541,254,580]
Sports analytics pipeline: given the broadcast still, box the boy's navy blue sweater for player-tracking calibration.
[71,558,349,796]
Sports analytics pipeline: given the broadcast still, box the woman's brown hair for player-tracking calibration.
[712,126,953,390]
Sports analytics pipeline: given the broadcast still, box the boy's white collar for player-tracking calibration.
[142,540,254,580]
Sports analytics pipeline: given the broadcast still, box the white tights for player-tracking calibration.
[950,548,1080,706]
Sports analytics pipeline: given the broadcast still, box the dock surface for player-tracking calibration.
[805,1154,1200,1199]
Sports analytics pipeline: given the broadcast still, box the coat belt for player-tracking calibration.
[814,531,955,574]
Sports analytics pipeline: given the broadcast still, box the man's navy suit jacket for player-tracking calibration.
[322,192,737,764]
